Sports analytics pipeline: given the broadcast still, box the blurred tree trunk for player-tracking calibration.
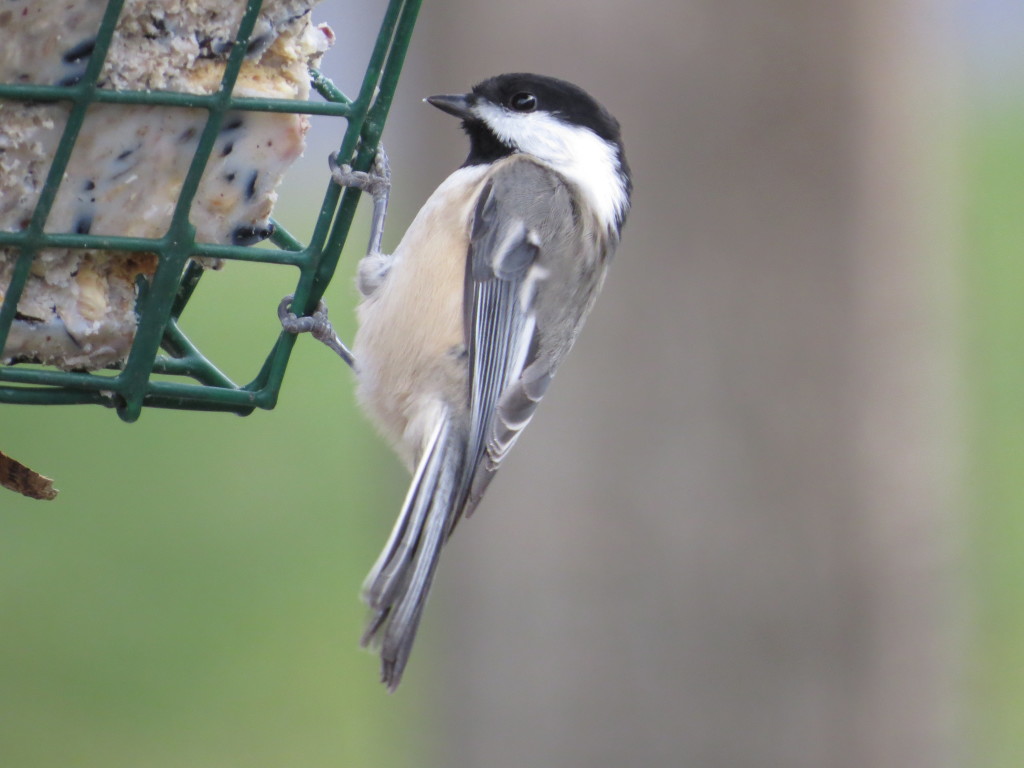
[405,1,961,766]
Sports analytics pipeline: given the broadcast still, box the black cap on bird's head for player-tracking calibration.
[429,73,621,135]
[427,73,624,161]
[426,73,632,230]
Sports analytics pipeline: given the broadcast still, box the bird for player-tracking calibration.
[282,73,631,689]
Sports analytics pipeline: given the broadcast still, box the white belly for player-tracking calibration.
[353,164,492,468]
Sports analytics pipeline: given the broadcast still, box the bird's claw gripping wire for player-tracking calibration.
[330,146,391,262]
[329,146,392,201]
[278,294,355,369]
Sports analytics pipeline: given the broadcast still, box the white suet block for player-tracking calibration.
[0,0,333,369]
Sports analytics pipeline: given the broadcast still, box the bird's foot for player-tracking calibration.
[278,294,355,369]
[329,146,391,203]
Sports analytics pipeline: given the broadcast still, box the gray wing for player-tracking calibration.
[457,157,607,524]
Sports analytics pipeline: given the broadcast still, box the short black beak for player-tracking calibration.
[425,93,475,120]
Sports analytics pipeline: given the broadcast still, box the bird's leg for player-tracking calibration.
[330,147,394,297]
[278,147,394,367]
[278,294,355,370]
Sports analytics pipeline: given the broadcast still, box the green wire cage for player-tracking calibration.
[0,0,421,422]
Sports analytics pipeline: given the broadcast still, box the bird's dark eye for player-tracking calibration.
[509,92,537,112]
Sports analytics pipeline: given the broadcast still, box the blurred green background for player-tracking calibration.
[966,97,1024,765]
[4,1,1024,767]
[0,215,430,765]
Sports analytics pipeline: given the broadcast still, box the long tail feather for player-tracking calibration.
[360,413,465,690]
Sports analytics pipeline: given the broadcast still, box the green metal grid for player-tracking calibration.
[0,0,421,422]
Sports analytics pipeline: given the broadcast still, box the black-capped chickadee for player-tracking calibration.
[282,73,631,689]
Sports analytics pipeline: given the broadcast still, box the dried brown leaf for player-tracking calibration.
[0,450,58,500]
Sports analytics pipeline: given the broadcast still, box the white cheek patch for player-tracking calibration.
[473,102,628,231]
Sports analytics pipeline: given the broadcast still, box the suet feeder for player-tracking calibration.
[0,0,421,422]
